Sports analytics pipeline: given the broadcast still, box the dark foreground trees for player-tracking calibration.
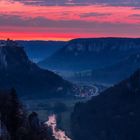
[0,88,55,140]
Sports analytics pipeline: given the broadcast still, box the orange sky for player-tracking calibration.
[0,0,140,40]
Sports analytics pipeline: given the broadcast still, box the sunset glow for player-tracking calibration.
[0,0,140,40]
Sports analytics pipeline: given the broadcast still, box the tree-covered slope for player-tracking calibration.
[71,69,140,140]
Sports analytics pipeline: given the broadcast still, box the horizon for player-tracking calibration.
[1,36,140,42]
[1,0,140,40]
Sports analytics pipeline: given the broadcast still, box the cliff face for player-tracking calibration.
[39,38,140,71]
[63,38,140,52]
[0,40,73,98]
[0,40,32,71]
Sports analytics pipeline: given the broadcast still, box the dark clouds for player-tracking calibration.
[0,14,108,28]
[11,0,140,7]
[80,12,111,18]
[130,14,140,17]
[0,14,140,34]
[0,14,97,28]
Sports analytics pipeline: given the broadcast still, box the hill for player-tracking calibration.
[0,39,73,98]
[39,38,140,71]
[71,69,140,140]
[72,53,140,84]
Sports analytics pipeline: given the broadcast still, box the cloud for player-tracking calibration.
[0,14,95,28]
[80,12,111,18]
[0,13,140,39]
[1,1,140,39]
[10,0,140,7]
[130,14,140,17]
[129,14,140,20]
[0,14,139,32]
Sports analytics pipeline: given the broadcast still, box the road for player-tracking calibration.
[74,82,100,99]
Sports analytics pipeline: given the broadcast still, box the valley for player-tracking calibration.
[0,38,140,140]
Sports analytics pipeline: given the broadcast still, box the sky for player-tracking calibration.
[0,0,140,40]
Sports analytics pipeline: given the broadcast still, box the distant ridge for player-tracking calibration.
[17,40,66,62]
[39,37,140,71]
